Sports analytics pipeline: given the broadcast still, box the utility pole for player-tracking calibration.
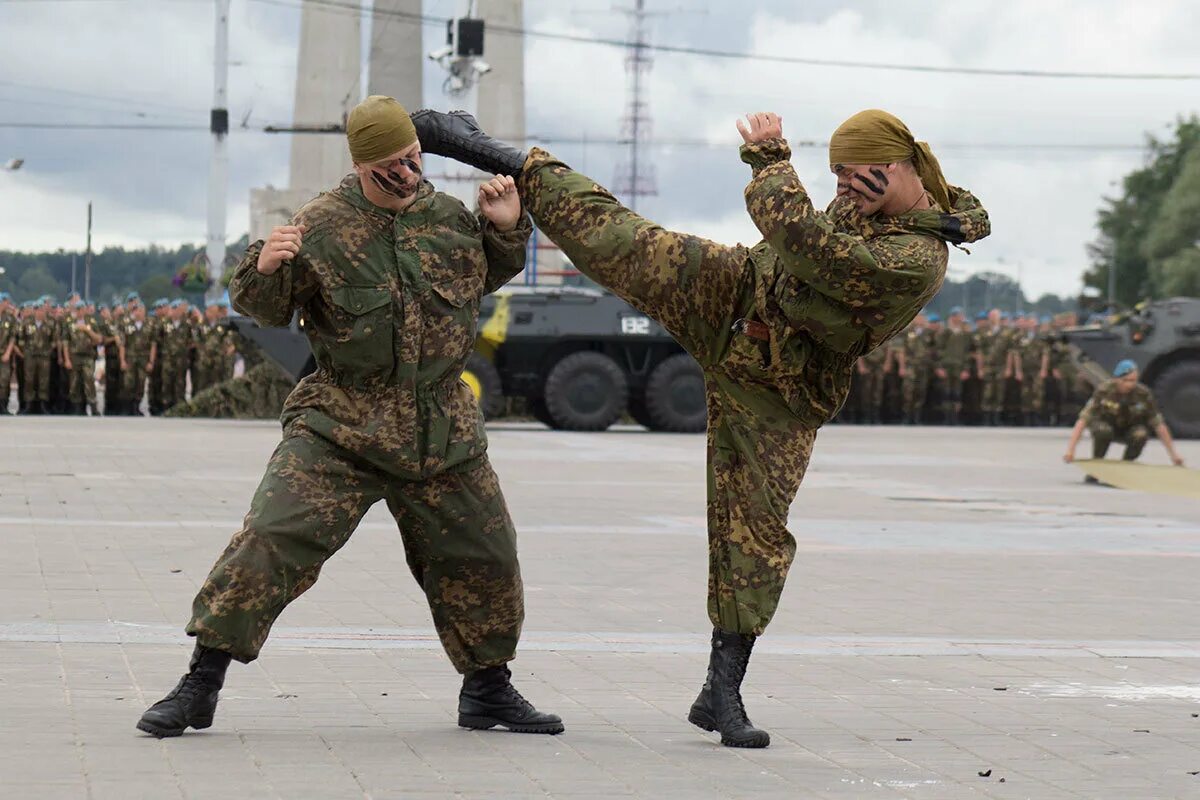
[427,0,490,205]
[84,202,93,301]
[71,254,77,296]
[207,0,231,302]
[613,0,657,211]
[1107,261,1117,312]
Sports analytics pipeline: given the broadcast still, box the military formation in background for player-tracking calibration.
[837,306,1089,427]
[0,291,237,417]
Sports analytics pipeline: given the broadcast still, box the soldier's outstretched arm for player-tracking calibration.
[229,224,319,328]
[477,175,533,294]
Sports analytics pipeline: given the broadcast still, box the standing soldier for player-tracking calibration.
[0,293,17,415]
[901,313,934,424]
[213,300,238,383]
[1014,314,1042,426]
[120,301,157,416]
[65,300,103,415]
[148,298,169,415]
[1064,359,1184,478]
[19,301,56,414]
[99,302,124,415]
[159,300,191,412]
[937,306,972,425]
[137,96,561,740]
[978,309,1010,425]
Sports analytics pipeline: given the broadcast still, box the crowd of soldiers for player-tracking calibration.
[837,306,1090,426]
[0,291,238,416]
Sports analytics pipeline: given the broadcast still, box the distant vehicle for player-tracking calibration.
[228,285,707,433]
[1062,297,1200,438]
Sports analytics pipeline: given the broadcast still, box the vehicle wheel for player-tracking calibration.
[1152,359,1200,438]
[462,352,504,419]
[626,391,655,430]
[529,396,559,429]
[543,351,628,431]
[644,353,707,432]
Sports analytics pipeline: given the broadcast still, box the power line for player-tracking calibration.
[247,0,1200,81]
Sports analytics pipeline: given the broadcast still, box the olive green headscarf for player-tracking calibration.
[828,109,950,212]
[346,95,417,164]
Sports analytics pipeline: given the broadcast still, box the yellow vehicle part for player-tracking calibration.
[461,369,483,401]
[475,293,511,361]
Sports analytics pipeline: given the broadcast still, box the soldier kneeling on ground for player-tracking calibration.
[1063,358,1185,483]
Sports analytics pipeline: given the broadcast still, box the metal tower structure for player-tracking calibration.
[612,0,656,211]
[206,0,230,297]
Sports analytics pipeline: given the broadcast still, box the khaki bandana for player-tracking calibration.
[828,109,951,212]
[346,95,417,164]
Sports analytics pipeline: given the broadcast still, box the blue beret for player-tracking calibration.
[153,298,169,308]
[0,292,10,302]
[949,305,964,315]
[975,311,988,321]
[1039,315,1051,324]
[926,312,941,322]
[1113,359,1138,377]
[125,291,140,302]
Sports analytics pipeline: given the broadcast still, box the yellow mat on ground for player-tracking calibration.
[1075,459,1200,499]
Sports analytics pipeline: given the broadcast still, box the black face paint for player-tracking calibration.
[869,167,890,187]
[853,171,886,197]
[369,157,422,198]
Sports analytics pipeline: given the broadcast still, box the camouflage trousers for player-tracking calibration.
[902,368,931,421]
[122,358,151,412]
[981,371,1007,414]
[0,358,12,410]
[186,424,523,673]
[161,355,188,409]
[942,366,966,415]
[1089,421,1149,461]
[519,148,812,635]
[23,354,51,402]
[68,356,96,406]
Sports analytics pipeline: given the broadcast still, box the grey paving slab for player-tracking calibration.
[0,418,1198,799]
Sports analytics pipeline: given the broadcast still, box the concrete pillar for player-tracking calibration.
[476,0,524,142]
[289,0,362,194]
[367,0,424,112]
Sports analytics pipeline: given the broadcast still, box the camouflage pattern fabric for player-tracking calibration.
[937,325,972,418]
[120,319,156,411]
[1089,420,1150,461]
[159,321,191,410]
[19,320,56,402]
[1018,334,1047,416]
[1079,378,1164,432]
[0,312,17,410]
[65,320,99,406]
[165,362,292,420]
[978,327,1013,414]
[517,140,989,634]
[902,325,933,422]
[187,428,522,672]
[187,173,531,672]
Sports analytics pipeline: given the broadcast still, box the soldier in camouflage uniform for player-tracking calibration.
[857,343,887,424]
[18,302,57,414]
[937,306,972,425]
[64,300,103,415]
[1064,359,1184,478]
[901,313,934,424]
[119,301,157,416]
[138,96,561,740]
[148,299,169,414]
[99,303,124,414]
[977,309,1011,425]
[0,293,17,415]
[158,300,193,411]
[414,107,990,747]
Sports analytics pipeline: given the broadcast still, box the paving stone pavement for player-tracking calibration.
[1,417,1199,799]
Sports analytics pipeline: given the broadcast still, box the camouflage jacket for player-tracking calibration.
[19,319,58,357]
[120,320,156,360]
[1079,379,1164,431]
[230,174,531,478]
[158,321,193,361]
[0,312,17,355]
[740,138,989,426]
[938,327,973,368]
[65,319,100,358]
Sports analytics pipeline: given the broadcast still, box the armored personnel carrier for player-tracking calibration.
[1062,297,1200,438]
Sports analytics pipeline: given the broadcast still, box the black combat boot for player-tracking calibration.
[688,628,770,748]
[457,665,564,734]
[411,110,529,177]
[136,644,231,738]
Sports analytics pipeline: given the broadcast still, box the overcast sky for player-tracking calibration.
[1,0,1197,298]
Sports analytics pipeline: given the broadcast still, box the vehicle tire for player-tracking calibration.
[542,351,628,431]
[462,352,504,419]
[1152,359,1200,439]
[644,353,707,433]
[626,391,656,430]
[529,396,559,429]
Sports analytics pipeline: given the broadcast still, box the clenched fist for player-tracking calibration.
[257,224,308,275]
[478,175,521,232]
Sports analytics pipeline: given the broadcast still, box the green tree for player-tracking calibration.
[1085,116,1200,306]
[16,264,66,301]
